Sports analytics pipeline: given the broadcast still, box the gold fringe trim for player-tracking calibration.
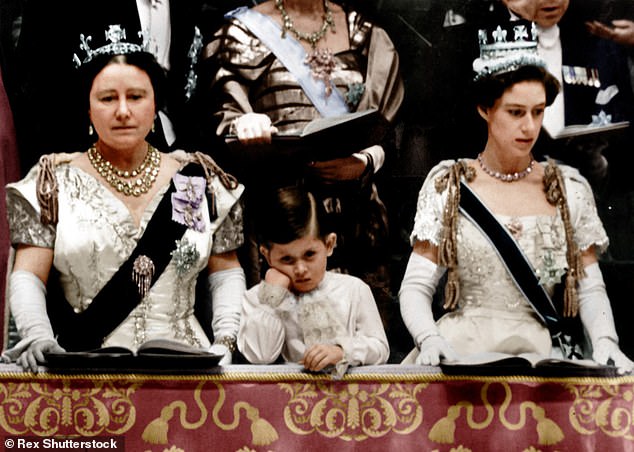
[2,371,632,384]
[190,151,239,191]
[36,154,59,226]
[436,160,475,310]
[543,160,585,318]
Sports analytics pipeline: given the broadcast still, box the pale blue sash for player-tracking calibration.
[226,6,349,117]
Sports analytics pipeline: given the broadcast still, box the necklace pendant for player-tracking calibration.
[305,48,336,97]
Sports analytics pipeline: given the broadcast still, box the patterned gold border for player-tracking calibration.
[0,371,633,384]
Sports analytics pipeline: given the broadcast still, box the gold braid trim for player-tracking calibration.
[543,159,585,318]
[435,160,476,310]
[36,154,59,226]
[190,151,239,191]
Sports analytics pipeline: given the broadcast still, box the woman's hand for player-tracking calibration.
[416,335,458,366]
[307,156,367,182]
[592,337,634,375]
[301,344,344,371]
[231,113,278,145]
[16,339,65,373]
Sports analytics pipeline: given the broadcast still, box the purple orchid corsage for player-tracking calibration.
[171,173,206,232]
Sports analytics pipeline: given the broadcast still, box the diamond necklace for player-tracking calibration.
[477,152,536,182]
[88,144,161,196]
[276,0,335,49]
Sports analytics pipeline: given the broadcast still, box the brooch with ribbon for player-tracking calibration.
[171,173,206,232]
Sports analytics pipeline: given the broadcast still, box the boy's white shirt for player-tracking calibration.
[238,271,389,377]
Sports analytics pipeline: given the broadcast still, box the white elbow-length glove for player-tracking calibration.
[578,262,633,374]
[5,270,64,372]
[399,252,458,366]
[208,267,246,365]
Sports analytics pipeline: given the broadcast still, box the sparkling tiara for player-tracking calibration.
[73,24,149,68]
[472,21,547,81]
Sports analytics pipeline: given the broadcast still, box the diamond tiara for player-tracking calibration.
[472,21,547,81]
[73,24,149,68]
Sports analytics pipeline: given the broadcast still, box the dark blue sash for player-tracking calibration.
[458,181,564,339]
[46,163,212,351]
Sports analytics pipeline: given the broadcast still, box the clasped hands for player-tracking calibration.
[232,113,367,181]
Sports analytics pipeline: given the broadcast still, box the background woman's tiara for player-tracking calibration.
[472,20,547,81]
[73,24,149,68]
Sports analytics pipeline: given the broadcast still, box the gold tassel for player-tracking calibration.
[533,408,564,445]
[544,160,584,319]
[428,407,460,444]
[141,406,173,445]
[245,405,279,446]
[36,154,59,226]
[436,161,471,312]
[192,151,239,190]
[443,269,460,310]
[564,273,579,318]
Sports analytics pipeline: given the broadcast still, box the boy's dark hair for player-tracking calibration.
[255,185,333,248]
[472,65,561,110]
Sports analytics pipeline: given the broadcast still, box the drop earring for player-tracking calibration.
[88,123,94,135]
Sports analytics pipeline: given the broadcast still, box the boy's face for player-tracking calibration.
[502,0,569,28]
[261,233,336,293]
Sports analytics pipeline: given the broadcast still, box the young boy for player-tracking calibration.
[238,186,389,377]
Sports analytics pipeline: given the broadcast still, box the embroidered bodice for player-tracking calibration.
[410,160,608,355]
[6,152,244,351]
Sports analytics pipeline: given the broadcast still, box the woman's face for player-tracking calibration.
[480,80,546,158]
[89,62,155,151]
[261,233,336,293]
[503,0,569,28]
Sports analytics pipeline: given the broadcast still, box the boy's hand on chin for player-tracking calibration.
[301,344,344,371]
[264,268,292,290]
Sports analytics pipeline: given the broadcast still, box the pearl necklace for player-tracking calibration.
[276,0,335,48]
[88,145,161,196]
[477,153,535,182]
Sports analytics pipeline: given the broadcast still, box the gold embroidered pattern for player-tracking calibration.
[0,381,139,436]
[142,382,278,447]
[280,382,426,440]
[567,383,634,439]
[429,382,564,446]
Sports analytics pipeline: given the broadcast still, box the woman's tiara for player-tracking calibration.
[472,21,547,81]
[72,24,150,68]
